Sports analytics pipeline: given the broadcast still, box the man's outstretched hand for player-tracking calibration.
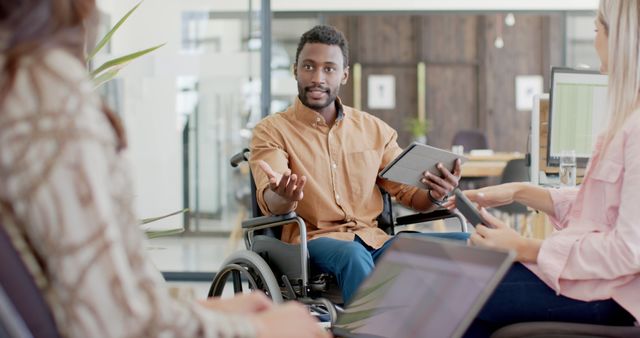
[257,160,307,203]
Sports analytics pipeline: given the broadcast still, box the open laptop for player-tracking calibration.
[330,236,515,338]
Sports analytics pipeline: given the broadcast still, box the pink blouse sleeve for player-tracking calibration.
[546,187,579,230]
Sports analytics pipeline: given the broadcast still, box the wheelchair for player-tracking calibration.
[207,149,468,323]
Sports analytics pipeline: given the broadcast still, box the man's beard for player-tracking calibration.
[298,84,340,111]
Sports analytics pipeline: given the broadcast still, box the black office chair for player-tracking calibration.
[494,158,530,232]
[0,221,61,338]
[0,285,32,338]
[207,149,467,322]
[491,322,640,338]
[452,129,489,151]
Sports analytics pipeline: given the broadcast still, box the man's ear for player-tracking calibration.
[341,66,350,85]
[292,63,297,77]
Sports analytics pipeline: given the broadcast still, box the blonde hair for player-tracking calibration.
[598,0,640,148]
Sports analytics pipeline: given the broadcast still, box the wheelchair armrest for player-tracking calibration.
[241,212,298,229]
[395,209,468,232]
[395,209,455,225]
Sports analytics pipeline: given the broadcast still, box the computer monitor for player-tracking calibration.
[547,67,608,168]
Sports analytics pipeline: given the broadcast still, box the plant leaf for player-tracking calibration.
[92,67,122,88]
[145,228,184,239]
[90,43,165,77]
[141,208,189,225]
[88,1,143,61]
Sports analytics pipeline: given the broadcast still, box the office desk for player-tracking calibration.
[461,152,525,178]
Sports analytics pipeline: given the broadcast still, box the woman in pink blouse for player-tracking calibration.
[0,1,328,337]
[458,0,640,336]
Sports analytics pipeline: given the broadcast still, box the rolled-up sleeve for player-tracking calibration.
[546,187,579,230]
[249,118,293,216]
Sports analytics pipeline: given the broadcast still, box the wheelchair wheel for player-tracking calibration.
[207,250,283,304]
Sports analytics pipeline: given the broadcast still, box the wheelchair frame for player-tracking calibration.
[208,149,467,322]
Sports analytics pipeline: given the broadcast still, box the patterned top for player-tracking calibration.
[0,49,256,337]
[250,97,422,249]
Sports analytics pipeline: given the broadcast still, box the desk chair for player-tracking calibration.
[0,221,61,338]
[494,158,530,232]
[208,149,467,321]
[452,129,489,151]
[0,286,32,338]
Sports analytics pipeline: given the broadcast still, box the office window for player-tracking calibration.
[565,14,600,70]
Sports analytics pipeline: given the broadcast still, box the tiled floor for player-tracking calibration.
[147,236,246,299]
[147,236,241,273]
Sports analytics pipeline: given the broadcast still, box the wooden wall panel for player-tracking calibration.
[425,66,478,149]
[325,13,563,153]
[361,67,417,148]
[420,15,479,149]
[354,15,417,64]
[542,14,565,89]
[482,15,545,152]
[421,15,478,63]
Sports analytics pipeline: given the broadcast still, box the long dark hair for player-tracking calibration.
[0,0,126,150]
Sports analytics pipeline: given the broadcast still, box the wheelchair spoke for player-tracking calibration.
[232,270,243,294]
[209,263,261,297]
[207,251,284,303]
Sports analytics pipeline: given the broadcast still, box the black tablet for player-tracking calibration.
[379,143,467,188]
[454,188,491,228]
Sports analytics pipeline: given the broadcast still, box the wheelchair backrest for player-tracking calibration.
[230,149,396,238]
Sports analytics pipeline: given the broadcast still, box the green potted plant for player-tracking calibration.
[88,1,164,88]
[88,2,187,236]
[405,117,430,144]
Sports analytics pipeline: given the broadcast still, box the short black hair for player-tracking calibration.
[295,25,349,68]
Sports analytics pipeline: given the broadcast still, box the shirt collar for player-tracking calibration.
[294,96,345,126]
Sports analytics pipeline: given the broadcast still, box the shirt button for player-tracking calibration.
[332,163,337,169]
[336,195,340,200]
[316,117,321,122]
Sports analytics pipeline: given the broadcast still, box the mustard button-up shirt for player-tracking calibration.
[250,97,420,249]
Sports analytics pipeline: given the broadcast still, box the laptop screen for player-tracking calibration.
[333,236,513,338]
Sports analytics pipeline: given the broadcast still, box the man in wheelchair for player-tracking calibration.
[249,25,470,304]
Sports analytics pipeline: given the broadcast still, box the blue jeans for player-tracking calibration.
[463,263,636,337]
[307,232,470,303]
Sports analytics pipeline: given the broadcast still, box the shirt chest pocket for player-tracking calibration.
[588,158,624,223]
[590,158,624,184]
[345,150,380,196]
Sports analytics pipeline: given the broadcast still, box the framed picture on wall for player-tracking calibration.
[368,75,396,109]
[515,75,543,111]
